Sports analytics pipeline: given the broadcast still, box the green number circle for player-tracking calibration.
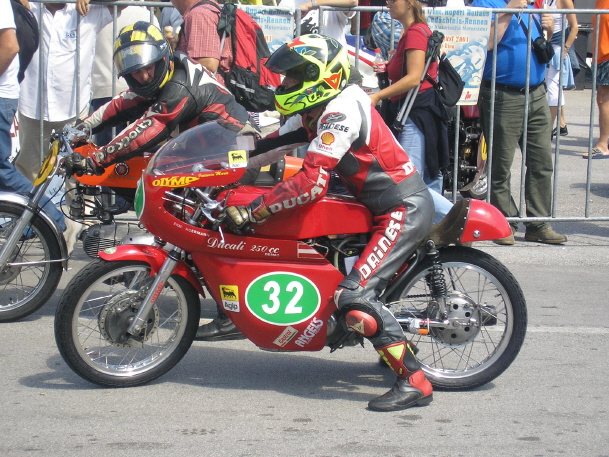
[245,272,321,325]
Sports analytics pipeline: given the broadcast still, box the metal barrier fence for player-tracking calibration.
[23,2,609,222]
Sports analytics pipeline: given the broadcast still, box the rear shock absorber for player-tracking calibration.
[424,240,448,317]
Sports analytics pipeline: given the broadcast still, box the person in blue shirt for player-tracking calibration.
[472,0,567,245]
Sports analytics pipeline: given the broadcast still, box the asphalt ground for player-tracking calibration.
[0,89,608,456]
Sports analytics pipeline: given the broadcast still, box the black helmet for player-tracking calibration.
[113,21,173,99]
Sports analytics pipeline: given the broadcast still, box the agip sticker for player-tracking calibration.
[220,285,240,313]
[245,272,321,326]
[228,150,247,169]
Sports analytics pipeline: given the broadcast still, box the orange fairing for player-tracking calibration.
[461,199,512,243]
[74,145,150,189]
[283,155,303,179]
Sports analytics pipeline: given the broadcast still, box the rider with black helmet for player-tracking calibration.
[223,34,435,412]
[66,21,258,175]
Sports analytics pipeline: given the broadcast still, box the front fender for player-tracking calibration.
[99,244,204,295]
[0,191,68,269]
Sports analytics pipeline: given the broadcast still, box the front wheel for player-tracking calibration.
[386,247,527,390]
[54,259,200,387]
[0,202,63,322]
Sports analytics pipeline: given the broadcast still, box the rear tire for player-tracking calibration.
[387,247,527,390]
[55,259,200,387]
[0,202,63,322]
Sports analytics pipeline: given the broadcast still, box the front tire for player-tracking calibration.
[55,259,200,387]
[0,202,63,322]
[386,247,527,390]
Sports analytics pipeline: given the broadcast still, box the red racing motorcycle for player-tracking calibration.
[54,121,527,391]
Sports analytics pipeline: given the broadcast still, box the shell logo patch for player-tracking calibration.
[320,132,335,145]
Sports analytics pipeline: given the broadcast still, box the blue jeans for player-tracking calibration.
[399,119,453,224]
[0,98,66,231]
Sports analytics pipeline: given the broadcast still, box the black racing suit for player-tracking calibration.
[80,52,258,168]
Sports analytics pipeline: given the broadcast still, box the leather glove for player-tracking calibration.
[225,206,255,235]
[225,198,272,235]
[64,152,104,177]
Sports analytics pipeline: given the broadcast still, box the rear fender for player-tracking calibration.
[0,191,68,269]
[99,244,204,295]
[461,199,511,242]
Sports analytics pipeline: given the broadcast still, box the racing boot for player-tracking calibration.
[195,316,245,341]
[368,340,433,412]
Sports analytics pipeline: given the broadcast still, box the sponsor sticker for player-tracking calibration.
[220,285,240,313]
[228,150,247,169]
[273,326,298,347]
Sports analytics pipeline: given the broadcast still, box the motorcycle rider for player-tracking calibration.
[65,21,258,175]
[224,34,435,412]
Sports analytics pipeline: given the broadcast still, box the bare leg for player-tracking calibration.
[594,85,609,154]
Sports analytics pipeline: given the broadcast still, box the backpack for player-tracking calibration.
[10,0,39,83]
[426,54,465,108]
[194,1,281,112]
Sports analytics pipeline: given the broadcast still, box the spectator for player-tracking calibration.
[288,0,358,47]
[585,0,609,159]
[91,1,159,146]
[170,0,231,85]
[471,0,567,244]
[15,0,112,183]
[368,0,453,224]
[0,0,64,231]
[66,22,258,176]
[544,0,578,139]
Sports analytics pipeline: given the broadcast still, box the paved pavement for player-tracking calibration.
[0,89,608,456]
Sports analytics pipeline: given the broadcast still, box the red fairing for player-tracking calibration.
[461,199,512,242]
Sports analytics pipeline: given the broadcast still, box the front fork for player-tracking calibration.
[126,246,183,336]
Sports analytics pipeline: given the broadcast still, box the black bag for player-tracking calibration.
[10,0,39,83]
[427,54,465,107]
[532,35,555,64]
[192,1,280,112]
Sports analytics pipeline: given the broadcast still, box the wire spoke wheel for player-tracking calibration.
[387,247,527,390]
[0,202,62,321]
[55,259,200,387]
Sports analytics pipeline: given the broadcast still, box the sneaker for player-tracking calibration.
[560,125,568,136]
[524,227,567,245]
[551,127,557,139]
[368,371,433,412]
[195,317,245,341]
[493,226,516,246]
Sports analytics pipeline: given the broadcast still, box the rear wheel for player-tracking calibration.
[0,202,63,322]
[387,247,527,390]
[54,259,200,387]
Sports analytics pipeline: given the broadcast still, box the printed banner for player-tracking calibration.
[424,7,492,105]
[238,5,295,53]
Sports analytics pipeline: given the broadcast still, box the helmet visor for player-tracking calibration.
[114,43,163,77]
[265,43,327,81]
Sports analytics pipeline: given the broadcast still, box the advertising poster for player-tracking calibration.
[239,5,295,52]
[424,7,492,105]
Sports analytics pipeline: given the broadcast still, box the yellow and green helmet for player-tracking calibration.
[113,21,173,99]
[265,34,351,116]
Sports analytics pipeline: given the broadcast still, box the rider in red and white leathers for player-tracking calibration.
[65,22,257,175]
[225,34,435,412]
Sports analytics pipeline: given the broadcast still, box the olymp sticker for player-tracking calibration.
[245,272,321,326]
[220,285,240,313]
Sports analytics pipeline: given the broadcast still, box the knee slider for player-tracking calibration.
[345,309,379,337]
